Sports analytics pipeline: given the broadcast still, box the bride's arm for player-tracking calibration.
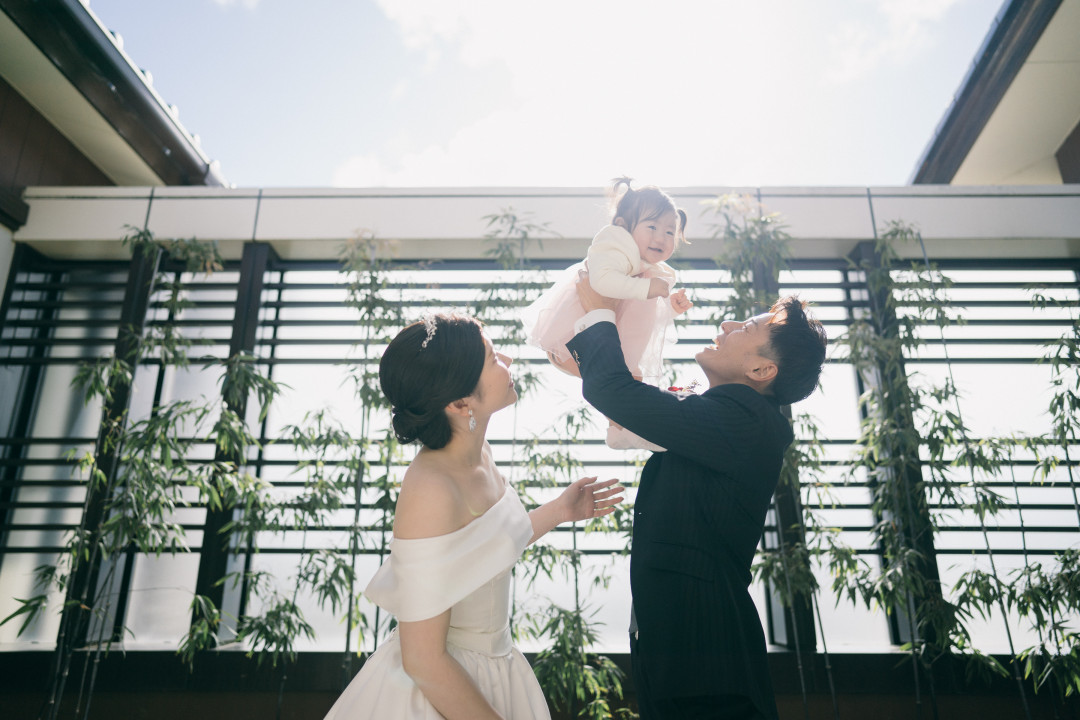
[399,612,504,720]
[527,475,623,544]
[391,450,511,718]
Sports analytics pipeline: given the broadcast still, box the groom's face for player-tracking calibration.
[695,312,778,387]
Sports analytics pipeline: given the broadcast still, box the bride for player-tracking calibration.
[324,313,623,720]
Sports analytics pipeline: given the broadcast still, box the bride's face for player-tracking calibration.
[472,334,517,416]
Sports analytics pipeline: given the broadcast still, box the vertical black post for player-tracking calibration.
[107,266,183,643]
[848,240,942,647]
[765,418,819,651]
[40,247,161,719]
[192,242,272,623]
[0,246,58,569]
[752,263,818,656]
[239,261,282,622]
[65,247,161,647]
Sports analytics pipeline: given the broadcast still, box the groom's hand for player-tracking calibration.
[575,271,619,313]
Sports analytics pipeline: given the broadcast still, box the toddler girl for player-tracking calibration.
[521,177,692,451]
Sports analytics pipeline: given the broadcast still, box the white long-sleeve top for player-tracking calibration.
[586,224,677,300]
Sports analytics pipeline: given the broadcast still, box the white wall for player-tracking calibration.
[12,185,1080,263]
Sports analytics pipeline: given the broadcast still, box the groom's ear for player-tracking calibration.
[745,359,777,385]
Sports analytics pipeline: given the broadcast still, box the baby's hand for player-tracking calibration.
[670,288,693,315]
[647,277,670,299]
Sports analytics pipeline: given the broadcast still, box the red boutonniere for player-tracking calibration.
[667,380,701,395]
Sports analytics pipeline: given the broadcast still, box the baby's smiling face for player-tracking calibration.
[627,210,679,264]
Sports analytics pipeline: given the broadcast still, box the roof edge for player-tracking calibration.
[0,0,227,187]
[0,189,29,231]
[910,0,1063,184]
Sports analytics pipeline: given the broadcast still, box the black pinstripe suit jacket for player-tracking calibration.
[567,321,791,720]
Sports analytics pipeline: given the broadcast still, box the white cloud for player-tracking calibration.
[335,0,978,188]
[211,0,260,9]
[344,2,812,185]
[389,79,409,102]
[332,95,817,189]
[826,0,964,83]
[333,154,390,187]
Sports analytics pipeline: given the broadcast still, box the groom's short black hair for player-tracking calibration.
[763,296,827,405]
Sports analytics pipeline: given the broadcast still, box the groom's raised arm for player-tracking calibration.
[565,278,676,445]
[564,275,648,420]
[567,320,761,476]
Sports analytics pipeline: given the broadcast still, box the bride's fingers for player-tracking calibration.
[573,476,599,492]
[593,495,623,509]
[594,484,623,496]
[591,492,624,512]
[591,486,624,501]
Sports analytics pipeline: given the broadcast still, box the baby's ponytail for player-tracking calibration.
[608,176,635,224]
[611,175,634,197]
[676,208,689,245]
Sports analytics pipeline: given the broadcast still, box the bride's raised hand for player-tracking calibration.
[562,476,624,523]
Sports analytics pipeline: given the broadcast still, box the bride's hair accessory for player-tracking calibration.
[420,315,438,349]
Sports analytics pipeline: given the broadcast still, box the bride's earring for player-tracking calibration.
[468,408,477,433]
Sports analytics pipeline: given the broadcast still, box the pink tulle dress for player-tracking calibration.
[522,225,677,381]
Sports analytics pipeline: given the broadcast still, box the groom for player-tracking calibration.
[567,278,827,720]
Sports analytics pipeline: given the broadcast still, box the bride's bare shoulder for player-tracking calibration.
[392,454,463,540]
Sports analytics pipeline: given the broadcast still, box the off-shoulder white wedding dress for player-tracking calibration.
[324,487,551,719]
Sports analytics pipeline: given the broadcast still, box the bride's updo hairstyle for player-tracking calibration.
[380,313,486,450]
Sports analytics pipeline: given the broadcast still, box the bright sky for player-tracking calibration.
[88,0,1005,189]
